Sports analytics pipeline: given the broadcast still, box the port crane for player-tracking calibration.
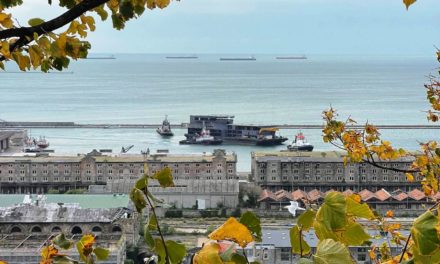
[121,145,134,153]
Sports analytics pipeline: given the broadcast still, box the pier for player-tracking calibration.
[0,121,439,130]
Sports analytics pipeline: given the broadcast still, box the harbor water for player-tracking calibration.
[1,54,439,171]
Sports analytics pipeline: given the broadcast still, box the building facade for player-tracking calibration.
[0,132,13,153]
[251,151,419,192]
[0,149,239,208]
[0,195,136,264]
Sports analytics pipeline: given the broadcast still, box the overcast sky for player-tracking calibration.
[9,0,440,55]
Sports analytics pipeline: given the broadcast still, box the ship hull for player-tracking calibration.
[156,128,174,137]
[256,138,288,146]
[179,139,223,145]
[287,145,314,152]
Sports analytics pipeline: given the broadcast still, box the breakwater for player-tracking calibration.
[1,121,439,129]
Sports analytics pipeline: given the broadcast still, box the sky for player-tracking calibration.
[9,0,440,55]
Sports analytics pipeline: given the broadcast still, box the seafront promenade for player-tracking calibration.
[1,121,439,129]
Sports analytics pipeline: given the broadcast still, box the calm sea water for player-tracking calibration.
[1,54,439,170]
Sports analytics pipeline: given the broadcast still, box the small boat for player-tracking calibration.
[156,115,174,137]
[276,55,307,60]
[287,132,314,151]
[35,136,49,149]
[179,122,222,145]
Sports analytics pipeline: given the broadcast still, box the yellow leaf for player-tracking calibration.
[208,217,254,248]
[386,210,394,218]
[155,0,170,9]
[40,245,59,263]
[193,242,223,264]
[0,13,13,28]
[403,0,416,10]
[406,173,414,182]
[1,40,10,59]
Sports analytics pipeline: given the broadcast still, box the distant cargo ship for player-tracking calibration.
[276,56,307,60]
[183,115,288,146]
[165,56,198,59]
[220,56,256,61]
[86,55,116,60]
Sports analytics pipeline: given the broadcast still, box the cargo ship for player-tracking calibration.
[276,55,307,60]
[166,56,198,59]
[219,56,256,61]
[183,115,288,146]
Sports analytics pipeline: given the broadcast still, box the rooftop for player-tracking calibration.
[0,194,130,208]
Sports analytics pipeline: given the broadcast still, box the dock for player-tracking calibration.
[0,121,439,130]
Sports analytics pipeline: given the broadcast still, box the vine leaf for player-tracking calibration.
[403,0,416,9]
[193,242,224,264]
[411,211,440,263]
[297,209,316,231]
[153,167,174,188]
[239,211,262,242]
[52,233,73,250]
[290,225,311,255]
[313,239,354,264]
[130,188,147,213]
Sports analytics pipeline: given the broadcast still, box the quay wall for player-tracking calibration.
[1,121,439,129]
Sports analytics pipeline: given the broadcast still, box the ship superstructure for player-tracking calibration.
[184,115,288,146]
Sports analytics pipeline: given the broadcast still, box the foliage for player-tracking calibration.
[164,210,183,218]
[65,188,87,194]
[40,233,109,264]
[0,0,177,71]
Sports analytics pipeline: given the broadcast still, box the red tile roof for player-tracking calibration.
[275,190,293,201]
[375,189,391,201]
[342,189,354,196]
[392,192,408,201]
[291,189,307,201]
[307,189,323,202]
[258,189,277,202]
[358,189,376,201]
[407,189,426,201]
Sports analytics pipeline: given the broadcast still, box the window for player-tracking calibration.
[31,226,42,233]
[71,226,82,235]
[112,226,122,233]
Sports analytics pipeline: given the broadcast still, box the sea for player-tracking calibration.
[1,54,439,171]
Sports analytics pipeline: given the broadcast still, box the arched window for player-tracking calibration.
[31,226,42,233]
[10,226,22,233]
[51,226,62,233]
[71,226,82,235]
[92,226,102,233]
[112,226,122,233]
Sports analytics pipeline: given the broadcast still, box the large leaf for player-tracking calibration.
[135,174,148,190]
[129,188,147,213]
[290,225,311,255]
[52,233,73,250]
[93,247,109,260]
[411,211,440,262]
[297,209,316,231]
[147,213,158,230]
[143,227,155,249]
[346,196,374,220]
[193,242,223,264]
[316,192,347,230]
[166,240,187,264]
[153,167,174,188]
[239,211,262,242]
[340,221,371,245]
[209,217,254,248]
[313,239,354,264]
[76,234,95,262]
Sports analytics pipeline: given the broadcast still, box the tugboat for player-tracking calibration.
[180,122,223,145]
[287,132,314,152]
[156,115,174,137]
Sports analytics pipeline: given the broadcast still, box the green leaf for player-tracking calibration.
[129,188,147,213]
[135,174,148,190]
[230,253,247,264]
[93,247,109,260]
[111,14,125,30]
[313,239,354,264]
[411,211,440,262]
[28,18,45,26]
[155,238,166,264]
[342,221,371,245]
[317,192,347,230]
[153,167,174,188]
[239,211,262,242]
[148,213,158,230]
[166,240,187,264]
[346,197,374,219]
[52,233,73,250]
[298,258,314,264]
[144,227,155,249]
[219,244,235,261]
[290,225,311,255]
[435,148,440,157]
[297,209,316,231]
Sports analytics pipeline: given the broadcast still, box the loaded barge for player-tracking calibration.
[181,115,288,146]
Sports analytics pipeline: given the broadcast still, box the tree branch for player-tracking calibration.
[0,0,109,57]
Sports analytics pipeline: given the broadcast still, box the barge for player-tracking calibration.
[183,115,288,146]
